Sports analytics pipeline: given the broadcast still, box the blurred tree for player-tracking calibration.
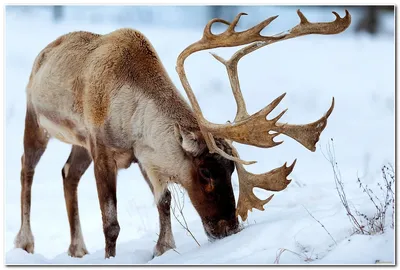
[356,5,393,34]
[53,5,63,22]
[210,5,224,19]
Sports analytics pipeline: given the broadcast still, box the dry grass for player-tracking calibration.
[274,248,314,264]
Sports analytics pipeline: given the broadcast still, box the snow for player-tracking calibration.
[5,7,394,265]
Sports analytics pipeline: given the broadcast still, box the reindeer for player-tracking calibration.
[14,10,351,259]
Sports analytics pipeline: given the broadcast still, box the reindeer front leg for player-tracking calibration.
[62,145,92,258]
[138,164,175,257]
[153,190,175,256]
[92,143,120,258]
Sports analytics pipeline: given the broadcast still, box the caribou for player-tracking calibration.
[15,10,351,258]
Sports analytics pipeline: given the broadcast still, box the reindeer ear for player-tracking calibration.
[174,124,205,156]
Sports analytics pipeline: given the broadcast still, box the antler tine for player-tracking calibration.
[203,12,280,42]
[203,18,231,38]
[210,52,250,122]
[227,12,248,32]
[297,9,309,24]
[246,15,280,35]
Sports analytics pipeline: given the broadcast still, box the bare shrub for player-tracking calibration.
[322,139,394,235]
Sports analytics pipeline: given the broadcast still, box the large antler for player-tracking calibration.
[176,10,351,220]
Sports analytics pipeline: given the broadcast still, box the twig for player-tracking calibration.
[302,205,337,246]
[170,184,201,247]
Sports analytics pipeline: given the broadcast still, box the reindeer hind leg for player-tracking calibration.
[15,105,49,253]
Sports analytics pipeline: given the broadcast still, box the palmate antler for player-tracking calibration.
[176,10,351,220]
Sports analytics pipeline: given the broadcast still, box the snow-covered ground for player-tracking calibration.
[5,7,395,265]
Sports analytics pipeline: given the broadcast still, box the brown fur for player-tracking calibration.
[71,76,85,115]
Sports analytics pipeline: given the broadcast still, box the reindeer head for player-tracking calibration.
[173,125,239,239]
[175,9,351,240]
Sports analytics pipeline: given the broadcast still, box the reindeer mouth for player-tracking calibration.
[203,219,241,241]
[205,230,218,242]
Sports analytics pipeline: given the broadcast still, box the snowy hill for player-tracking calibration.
[5,7,394,264]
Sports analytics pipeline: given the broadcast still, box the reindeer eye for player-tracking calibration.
[199,168,211,179]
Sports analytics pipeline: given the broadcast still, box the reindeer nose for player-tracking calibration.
[204,218,240,240]
[217,219,229,229]
[217,220,229,237]
[217,219,240,237]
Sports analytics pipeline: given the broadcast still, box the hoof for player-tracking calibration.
[14,230,35,254]
[68,244,89,258]
[104,242,116,259]
[153,241,176,257]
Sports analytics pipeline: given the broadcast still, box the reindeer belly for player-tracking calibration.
[38,114,87,147]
